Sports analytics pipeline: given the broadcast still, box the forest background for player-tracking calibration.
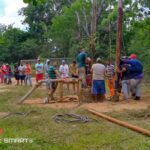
[0,0,149,74]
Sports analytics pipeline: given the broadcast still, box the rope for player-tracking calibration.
[2,110,39,119]
[52,113,97,124]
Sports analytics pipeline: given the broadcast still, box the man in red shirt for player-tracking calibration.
[1,63,6,83]
[25,62,32,86]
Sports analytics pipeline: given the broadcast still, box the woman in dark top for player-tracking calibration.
[14,64,19,85]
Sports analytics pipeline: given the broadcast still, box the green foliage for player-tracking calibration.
[0,26,41,63]
[0,0,149,69]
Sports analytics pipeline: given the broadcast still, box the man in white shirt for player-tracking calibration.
[35,59,44,83]
[59,60,69,78]
[18,63,26,86]
[91,57,106,102]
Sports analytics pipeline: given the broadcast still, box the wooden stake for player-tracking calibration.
[88,108,150,137]
[18,82,42,104]
[59,81,63,100]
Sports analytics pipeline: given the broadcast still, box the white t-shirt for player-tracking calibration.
[18,65,26,75]
[91,63,106,80]
[35,63,44,74]
[59,64,69,78]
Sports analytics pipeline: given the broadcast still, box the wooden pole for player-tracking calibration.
[116,0,123,70]
[18,78,81,104]
[114,0,123,100]
[59,81,63,100]
[18,81,42,104]
[88,108,150,137]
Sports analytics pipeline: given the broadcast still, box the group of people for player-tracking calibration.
[0,63,32,86]
[0,63,12,84]
[0,49,143,103]
[75,50,143,102]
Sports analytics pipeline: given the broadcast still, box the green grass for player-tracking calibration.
[0,85,150,150]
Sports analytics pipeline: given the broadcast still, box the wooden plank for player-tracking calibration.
[88,108,150,137]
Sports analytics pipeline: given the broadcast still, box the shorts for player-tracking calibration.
[86,74,92,86]
[92,80,106,95]
[19,75,26,80]
[47,80,58,90]
[4,75,9,79]
[71,74,78,78]
[14,74,19,80]
[36,74,43,81]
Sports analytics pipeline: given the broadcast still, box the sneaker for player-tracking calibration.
[134,96,140,100]
[43,97,49,104]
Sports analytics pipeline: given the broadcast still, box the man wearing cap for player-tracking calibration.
[91,57,106,102]
[59,60,69,78]
[44,59,50,79]
[35,59,44,83]
[127,54,144,100]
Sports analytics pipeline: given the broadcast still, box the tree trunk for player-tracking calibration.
[115,0,123,100]
[90,0,98,58]
[116,0,123,70]
[75,11,81,40]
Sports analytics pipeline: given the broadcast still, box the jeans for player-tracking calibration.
[121,80,130,100]
[45,73,49,79]
[25,75,32,86]
[130,79,141,97]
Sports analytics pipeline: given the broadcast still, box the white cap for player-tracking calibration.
[46,59,50,63]
[62,60,65,63]
[96,57,101,62]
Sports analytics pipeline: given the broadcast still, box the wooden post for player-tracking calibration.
[77,79,82,102]
[18,81,43,104]
[116,0,123,70]
[59,81,63,100]
[88,108,150,137]
[73,83,75,91]
[114,0,123,100]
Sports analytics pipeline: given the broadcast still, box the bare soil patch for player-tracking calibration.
[0,112,9,118]
[23,97,150,113]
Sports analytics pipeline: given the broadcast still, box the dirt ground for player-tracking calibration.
[1,78,150,113]
[23,97,150,113]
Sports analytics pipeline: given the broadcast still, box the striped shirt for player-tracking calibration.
[48,66,57,79]
[105,64,115,79]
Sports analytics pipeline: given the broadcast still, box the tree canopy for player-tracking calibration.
[0,0,149,66]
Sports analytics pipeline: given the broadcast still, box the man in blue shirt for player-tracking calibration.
[77,49,87,88]
[127,54,143,100]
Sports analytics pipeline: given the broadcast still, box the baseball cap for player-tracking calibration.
[62,60,65,63]
[129,53,137,59]
[96,57,101,62]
